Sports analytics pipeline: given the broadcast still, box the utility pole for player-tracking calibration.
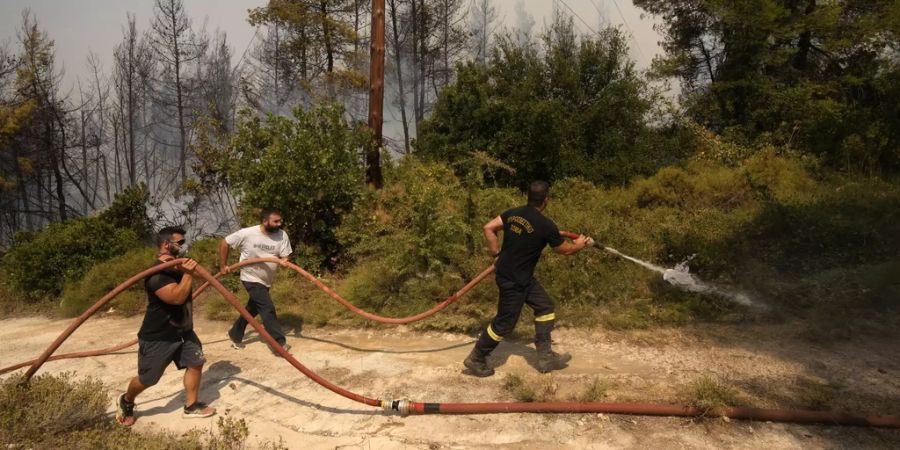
[366,0,385,188]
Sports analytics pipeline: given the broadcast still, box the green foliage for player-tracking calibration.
[417,14,689,187]
[334,149,899,332]
[636,0,900,174]
[1,182,151,300]
[340,158,468,274]
[2,217,141,299]
[188,237,242,292]
[59,247,157,317]
[335,158,501,331]
[98,183,155,243]
[229,104,366,264]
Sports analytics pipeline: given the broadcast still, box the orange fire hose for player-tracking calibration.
[3,257,899,427]
[1,256,494,376]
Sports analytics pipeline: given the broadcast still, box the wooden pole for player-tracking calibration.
[366,0,385,188]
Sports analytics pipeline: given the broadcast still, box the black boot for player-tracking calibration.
[536,342,571,373]
[464,331,499,377]
[463,348,495,377]
[535,319,570,373]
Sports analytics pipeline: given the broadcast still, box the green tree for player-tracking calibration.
[635,0,900,173]
[416,13,681,187]
[229,104,366,264]
[98,183,154,243]
[248,0,366,102]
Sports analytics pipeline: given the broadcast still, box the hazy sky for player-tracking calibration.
[0,0,664,92]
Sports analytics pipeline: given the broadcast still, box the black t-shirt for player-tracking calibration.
[494,205,565,287]
[137,259,193,341]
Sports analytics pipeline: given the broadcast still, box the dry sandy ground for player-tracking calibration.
[1,315,898,449]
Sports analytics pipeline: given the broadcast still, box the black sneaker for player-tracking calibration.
[463,349,495,377]
[116,393,136,426]
[183,401,216,418]
[228,333,245,349]
[270,342,292,356]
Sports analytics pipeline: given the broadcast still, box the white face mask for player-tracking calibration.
[168,240,188,258]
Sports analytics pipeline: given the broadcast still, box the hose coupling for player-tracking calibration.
[381,399,414,416]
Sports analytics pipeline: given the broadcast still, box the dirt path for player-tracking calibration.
[1,315,898,449]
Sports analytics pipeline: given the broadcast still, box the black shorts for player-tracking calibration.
[137,330,206,386]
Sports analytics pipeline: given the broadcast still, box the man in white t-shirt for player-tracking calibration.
[219,208,293,355]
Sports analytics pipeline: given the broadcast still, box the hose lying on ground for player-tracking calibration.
[4,259,899,427]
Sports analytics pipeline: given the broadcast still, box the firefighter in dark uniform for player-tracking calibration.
[464,181,594,377]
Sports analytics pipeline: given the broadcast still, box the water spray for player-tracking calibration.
[562,232,761,308]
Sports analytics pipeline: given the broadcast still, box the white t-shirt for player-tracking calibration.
[224,225,293,287]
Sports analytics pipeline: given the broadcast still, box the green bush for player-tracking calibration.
[187,236,242,292]
[335,158,498,331]
[332,150,899,332]
[1,183,152,300]
[59,247,157,317]
[98,183,155,243]
[2,217,141,299]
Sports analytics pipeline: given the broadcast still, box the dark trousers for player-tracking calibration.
[229,281,286,346]
[474,276,556,356]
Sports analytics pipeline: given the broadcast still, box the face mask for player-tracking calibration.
[168,240,187,258]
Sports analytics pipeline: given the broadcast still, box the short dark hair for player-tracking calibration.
[259,207,282,222]
[527,181,550,207]
[157,226,186,247]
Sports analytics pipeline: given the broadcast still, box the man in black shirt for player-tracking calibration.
[464,181,594,377]
[115,226,216,426]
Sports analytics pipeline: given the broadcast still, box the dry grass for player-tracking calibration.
[682,376,744,414]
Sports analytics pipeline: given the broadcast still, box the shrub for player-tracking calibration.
[335,158,496,331]
[98,183,155,243]
[2,217,141,299]
[1,183,152,300]
[59,247,157,317]
[299,131,900,333]
[187,236,241,293]
[0,372,107,442]
[0,373,286,449]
